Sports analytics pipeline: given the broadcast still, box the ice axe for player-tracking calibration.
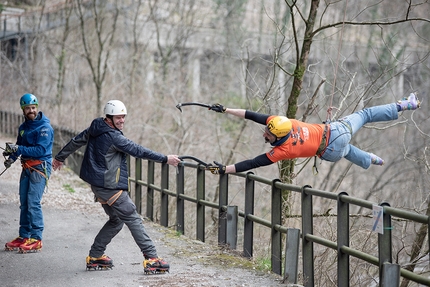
[175,102,211,113]
[179,155,209,167]
[0,142,17,176]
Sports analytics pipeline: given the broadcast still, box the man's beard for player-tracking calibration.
[25,112,37,120]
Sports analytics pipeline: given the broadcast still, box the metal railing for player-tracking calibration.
[1,110,428,286]
[128,156,430,287]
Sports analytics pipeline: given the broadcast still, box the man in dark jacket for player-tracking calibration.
[4,93,54,253]
[52,100,180,273]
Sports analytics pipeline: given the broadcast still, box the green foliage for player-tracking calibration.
[254,255,271,272]
[63,184,75,194]
[293,66,305,79]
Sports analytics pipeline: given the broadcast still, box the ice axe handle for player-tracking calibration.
[175,102,212,113]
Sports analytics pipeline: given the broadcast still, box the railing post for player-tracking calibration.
[271,179,282,275]
[176,162,185,235]
[196,165,205,242]
[226,205,238,249]
[243,172,255,258]
[0,111,4,133]
[381,262,400,287]
[302,185,314,287]
[3,19,6,38]
[134,157,142,214]
[146,160,155,221]
[218,173,228,245]
[160,162,169,227]
[284,228,300,284]
[337,192,350,287]
[379,202,393,286]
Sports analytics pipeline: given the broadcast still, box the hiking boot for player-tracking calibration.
[397,93,421,111]
[86,254,113,270]
[19,238,42,253]
[143,257,170,274]
[5,237,28,251]
[370,153,384,166]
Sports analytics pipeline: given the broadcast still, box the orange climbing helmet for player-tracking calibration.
[267,116,292,138]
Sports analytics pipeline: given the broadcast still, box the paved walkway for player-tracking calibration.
[0,138,283,287]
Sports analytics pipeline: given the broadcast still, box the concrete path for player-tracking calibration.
[0,138,283,287]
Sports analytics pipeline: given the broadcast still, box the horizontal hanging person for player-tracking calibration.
[205,93,421,174]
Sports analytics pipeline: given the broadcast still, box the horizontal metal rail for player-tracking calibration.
[128,157,429,286]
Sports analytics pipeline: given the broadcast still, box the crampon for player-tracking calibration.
[18,238,42,253]
[86,255,114,270]
[4,237,28,251]
[143,258,170,274]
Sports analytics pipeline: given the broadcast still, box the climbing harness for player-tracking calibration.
[21,159,49,188]
[97,190,124,206]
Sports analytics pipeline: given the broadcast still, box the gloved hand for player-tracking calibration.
[206,161,226,175]
[209,104,226,113]
[3,142,18,156]
[4,158,14,169]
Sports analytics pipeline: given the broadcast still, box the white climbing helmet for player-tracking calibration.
[104,100,127,116]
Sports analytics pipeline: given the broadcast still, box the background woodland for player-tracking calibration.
[1,1,429,285]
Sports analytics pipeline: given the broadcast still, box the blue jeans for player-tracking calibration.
[19,164,50,240]
[89,187,158,259]
[321,103,398,169]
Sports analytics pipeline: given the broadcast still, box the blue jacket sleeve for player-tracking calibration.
[13,124,54,161]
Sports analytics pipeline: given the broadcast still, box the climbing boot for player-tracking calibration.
[5,237,28,251]
[86,254,114,270]
[143,257,170,274]
[397,93,421,111]
[18,238,42,253]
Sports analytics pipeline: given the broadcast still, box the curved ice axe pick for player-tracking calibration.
[176,102,211,113]
[178,155,209,167]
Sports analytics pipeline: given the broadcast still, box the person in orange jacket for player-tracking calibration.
[207,93,421,174]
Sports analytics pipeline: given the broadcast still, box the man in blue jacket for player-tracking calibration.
[52,100,180,273]
[4,93,54,253]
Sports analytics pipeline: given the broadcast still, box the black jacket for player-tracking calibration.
[55,117,167,191]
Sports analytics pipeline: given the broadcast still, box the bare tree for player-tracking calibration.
[75,0,119,115]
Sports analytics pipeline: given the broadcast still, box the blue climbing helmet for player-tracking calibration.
[20,93,38,109]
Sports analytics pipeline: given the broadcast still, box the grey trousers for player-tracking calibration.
[89,187,158,259]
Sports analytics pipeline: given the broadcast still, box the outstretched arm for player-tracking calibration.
[224,108,246,118]
[53,128,89,171]
[210,104,269,125]
[209,154,274,174]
